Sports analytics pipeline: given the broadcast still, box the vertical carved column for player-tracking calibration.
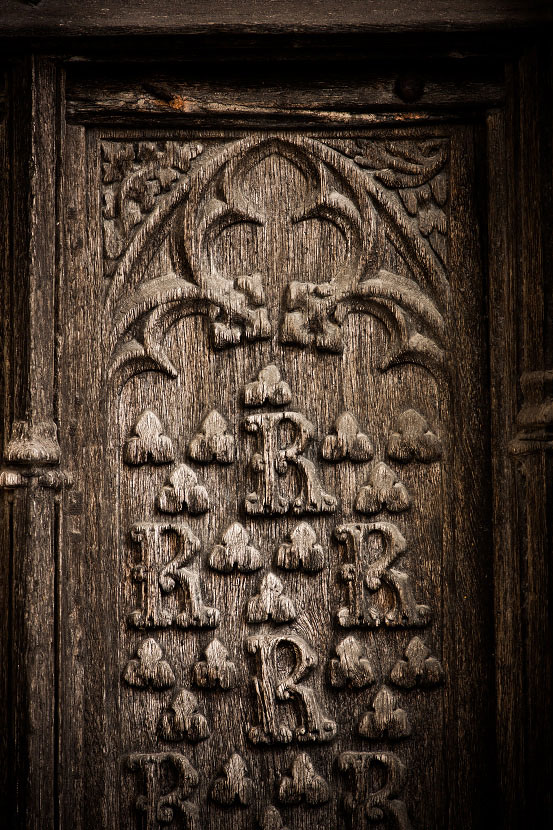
[1,55,63,830]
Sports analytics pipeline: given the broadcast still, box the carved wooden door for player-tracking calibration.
[56,111,492,829]
[3,30,552,830]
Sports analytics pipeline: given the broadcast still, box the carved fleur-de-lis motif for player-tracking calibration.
[338,751,414,830]
[157,464,209,514]
[244,364,292,407]
[278,752,330,806]
[387,409,442,463]
[158,689,210,742]
[329,636,376,689]
[122,638,175,690]
[123,410,175,466]
[209,522,262,573]
[187,410,235,464]
[355,461,411,514]
[358,686,411,740]
[126,752,199,830]
[247,573,297,624]
[321,412,374,462]
[211,753,254,807]
[192,639,238,691]
[390,637,444,689]
[257,806,289,830]
[275,522,324,572]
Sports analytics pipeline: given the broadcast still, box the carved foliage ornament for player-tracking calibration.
[105,136,448,383]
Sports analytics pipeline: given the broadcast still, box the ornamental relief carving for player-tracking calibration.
[111,133,448,829]
[104,134,448,383]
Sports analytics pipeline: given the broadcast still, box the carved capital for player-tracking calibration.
[4,420,60,466]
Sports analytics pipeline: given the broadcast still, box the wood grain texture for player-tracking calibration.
[0,0,551,37]
[1,30,551,830]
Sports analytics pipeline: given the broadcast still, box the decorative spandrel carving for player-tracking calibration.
[208,522,262,573]
[124,411,175,466]
[187,410,235,464]
[321,412,374,462]
[335,522,431,628]
[125,752,199,830]
[275,522,324,573]
[122,638,175,690]
[390,637,444,689]
[247,633,336,744]
[210,753,254,807]
[246,573,297,624]
[278,752,330,806]
[157,464,210,515]
[244,409,336,516]
[386,409,442,463]
[358,686,411,740]
[244,365,292,408]
[127,523,219,630]
[158,689,210,743]
[329,636,376,690]
[102,141,203,277]
[338,750,414,830]
[355,462,411,515]
[192,639,238,691]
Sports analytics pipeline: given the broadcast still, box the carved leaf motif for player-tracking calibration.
[390,637,444,689]
[187,410,235,464]
[102,140,203,275]
[244,364,292,408]
[329,636,376,689]
[158,689,210,742]
[278,752,330,806]
[192,639,238,691]
[211,753,254,807]
[257,807,289,830]
[358,686,411,740]
[247,573,297,624]
[157,464,210,514]
[334,137,449,279]
[355,461,411,514]
[386,409,442,463]
[275,522,324,572]
[124,410,175,466]
[209,522,262,573]
[122,638,175,690]
[321,412,374,462]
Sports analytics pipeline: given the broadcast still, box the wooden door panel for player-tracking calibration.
[59,117,493,830]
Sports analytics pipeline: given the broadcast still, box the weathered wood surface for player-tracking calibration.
[0,29,552,830]
[0,0,551,38]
